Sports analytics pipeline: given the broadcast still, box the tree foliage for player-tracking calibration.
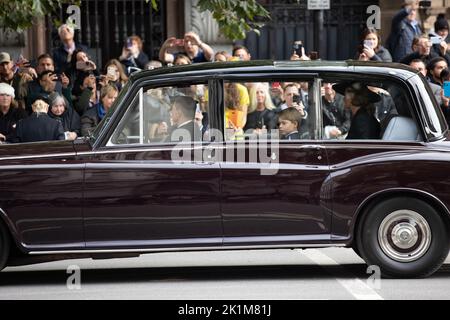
[1,0,270,40]
[147,0,270,40]
[195,0,270,40]
[0,0,79,31]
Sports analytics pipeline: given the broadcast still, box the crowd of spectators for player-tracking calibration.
[0,0,449,144]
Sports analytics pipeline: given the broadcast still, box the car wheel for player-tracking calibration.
[0,220,10,271]
[357,197,450,278]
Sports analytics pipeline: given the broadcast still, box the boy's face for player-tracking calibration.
[278,119,298,136]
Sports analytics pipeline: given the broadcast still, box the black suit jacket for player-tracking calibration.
[15,113,65,143]
[170,120,202,142]
[346,108,380,140]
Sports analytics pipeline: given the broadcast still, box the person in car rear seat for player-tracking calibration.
[333,82,381,140]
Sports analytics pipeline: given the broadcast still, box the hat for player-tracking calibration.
[434,14,449,32]
[332,81,381,103]
[0,52,11,64]
[0,83,15,98]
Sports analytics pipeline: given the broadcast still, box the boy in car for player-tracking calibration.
[278,107,303,140]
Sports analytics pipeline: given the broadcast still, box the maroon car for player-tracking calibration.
[0,60,449,278]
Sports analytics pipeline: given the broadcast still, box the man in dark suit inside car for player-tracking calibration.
[169,96,202,142]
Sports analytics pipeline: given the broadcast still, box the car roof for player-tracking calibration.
[130,60,420,82]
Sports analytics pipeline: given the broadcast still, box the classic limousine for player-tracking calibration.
[0,60,449,278]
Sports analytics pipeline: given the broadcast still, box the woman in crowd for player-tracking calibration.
[119,35,149,73]
[48,92,81,140]
[99,59,129,91]
[74,73,100,116]
[0,83,27,143]
[70,49,99,97]
[81,84,118,136]
[244,82,277,132]
[357,28,393,62]
[224,82,249,140]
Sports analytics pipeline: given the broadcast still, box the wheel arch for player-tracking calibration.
[351,188,450,247]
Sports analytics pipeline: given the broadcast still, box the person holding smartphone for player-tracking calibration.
[385,0,422,62]
[429,14,450,66]
[119,35,149,74]
[159,31,214,65]
[357,28,392,62]
[290,41,310,61]
[98,59,128,92]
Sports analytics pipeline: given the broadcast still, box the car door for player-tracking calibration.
[0,141,84,252]
[320,73,432,241]
[218,76,333,246]
[80,81,223,250]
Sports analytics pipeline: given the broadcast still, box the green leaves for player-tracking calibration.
[145,0,158,10]
[0,0,80,31]
[1,0,270,41]
[196,0,270,40]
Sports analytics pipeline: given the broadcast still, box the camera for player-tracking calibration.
[50,73,61,82]
[293,94,302,105]
[293,41,303,56]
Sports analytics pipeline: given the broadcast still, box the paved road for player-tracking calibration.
[0,248,449,300]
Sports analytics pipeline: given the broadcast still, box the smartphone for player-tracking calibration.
[174,39,184,47]
[444,81,450,98]
[51,73,61,82]
[126,38,133,48]
[430,36,443,45]
[107,66,116,78]
[419,0,431,8]
[363,40,374,48]
[293,41,303,56]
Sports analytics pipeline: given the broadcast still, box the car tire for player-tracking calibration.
[357,197,450,278]
[0,220,10,271]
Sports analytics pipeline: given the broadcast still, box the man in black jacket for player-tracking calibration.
[15,99,65,143]
[52,24,88,74]
[169,96,201,142]
[386,0,422,62]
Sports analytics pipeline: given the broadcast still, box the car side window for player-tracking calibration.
[108,83,209,146]
[223,80,318,142]
[321,79,421,141]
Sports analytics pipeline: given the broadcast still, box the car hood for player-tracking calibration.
[0,140,76,160]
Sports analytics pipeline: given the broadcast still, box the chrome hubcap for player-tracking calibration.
[378,210,431,262]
